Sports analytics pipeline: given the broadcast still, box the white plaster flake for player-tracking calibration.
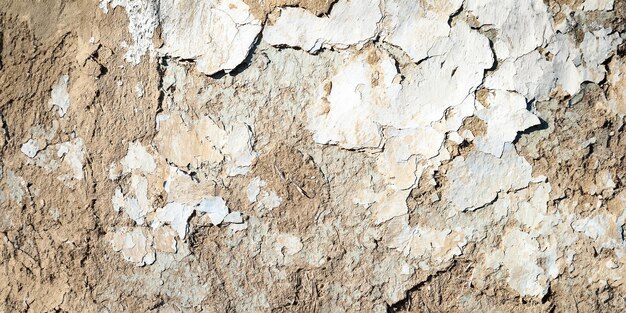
[382,0,463,63]
[582,0,614,11]
[465,0,553,60]
[445,145,539,212]
[155,202,195,239]
[99,0,159,64]
[21,139,40,158]
[474,90,541,157]
[109,227,156,266]
[263,0,382,53]
[487,229,550,297]
[49,74,70,117]
[247,177,266,202]
[197,196,229,226]
[121,141,156,174]
[158,0,262,75]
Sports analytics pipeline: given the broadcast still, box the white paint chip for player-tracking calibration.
[21,139,40,158]
[445,145,539,212]
[247,177,266,202]
[197,197,230,226]
[158,0,262,75]
[223,212,243,224]
[50,74,70,117]
[263,0,382,53]
[474,90,541,157]
[155,202,195,239]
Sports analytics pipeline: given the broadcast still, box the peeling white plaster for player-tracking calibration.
[386,216,466,265]
[485,229,551,297]
[382,0,463,63]
[49,74,70,117]
[121,141,156,174]
[109,227,156,266]
[263,0,382,53]
[94,0,626,302]
[20,139,40,158]
[223,211,243,224]
[582,0,614,11]
[159,0,262,75]
[197,196,229,226]
[154,113,256,175]
[466,0,553,60]
[99,0,159,64]
[445,144,541,212]
[247,177,266,202]
[56,138,86,183]
[257,191,283,212]
[101,0,261,73]
[155,202,195,239]
[474,90,541,157]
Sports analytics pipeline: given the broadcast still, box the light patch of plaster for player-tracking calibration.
[109,227,156,266]
[382,0,463,63]
[49,74,70,117]
[263,0,382,53]
[197,196,229,226]
[158,0,262,75]
[445,144,541,212]
[474,90,541,157]
[99,0,159,63]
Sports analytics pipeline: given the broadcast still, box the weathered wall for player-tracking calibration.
[1,0,626,311]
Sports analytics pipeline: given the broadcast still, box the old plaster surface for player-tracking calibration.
[1,0,626,311]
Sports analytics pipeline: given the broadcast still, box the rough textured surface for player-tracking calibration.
[1,0,626,312]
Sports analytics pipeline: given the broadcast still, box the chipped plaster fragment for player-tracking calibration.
[386,216,466,264]
[121,141,156,174]
[158,0,262,75]
[391,22,493,130]
[223,212,243,224]
[123,174,151,225]
[582,0,614,11]
[223,123,257,176]
[247,177,266,202]
[382,0,463,63]
[57,138,86,183]
[487,229,550,297]
[474,90,541,157]
[275,233,303,256]
[21,139,40,158]
[445,144,539,212]
[112,187,125,212]
[465,0,553,60]
[155,202,195,239]
[573,213,624,251]
[376,127,445,190]
[5,170,26,204]
[372,188,411,225]
[308,48,400,149]
[49,74,70,117]
[109,227,156,266]
[258,191,282,211]
[100,0,159,63]
[263,0,382,53]
[163,166,217,205]
[228,222,248,233]
[154,114,224,168]
[197,197,229,226]
[154,113,256,175]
